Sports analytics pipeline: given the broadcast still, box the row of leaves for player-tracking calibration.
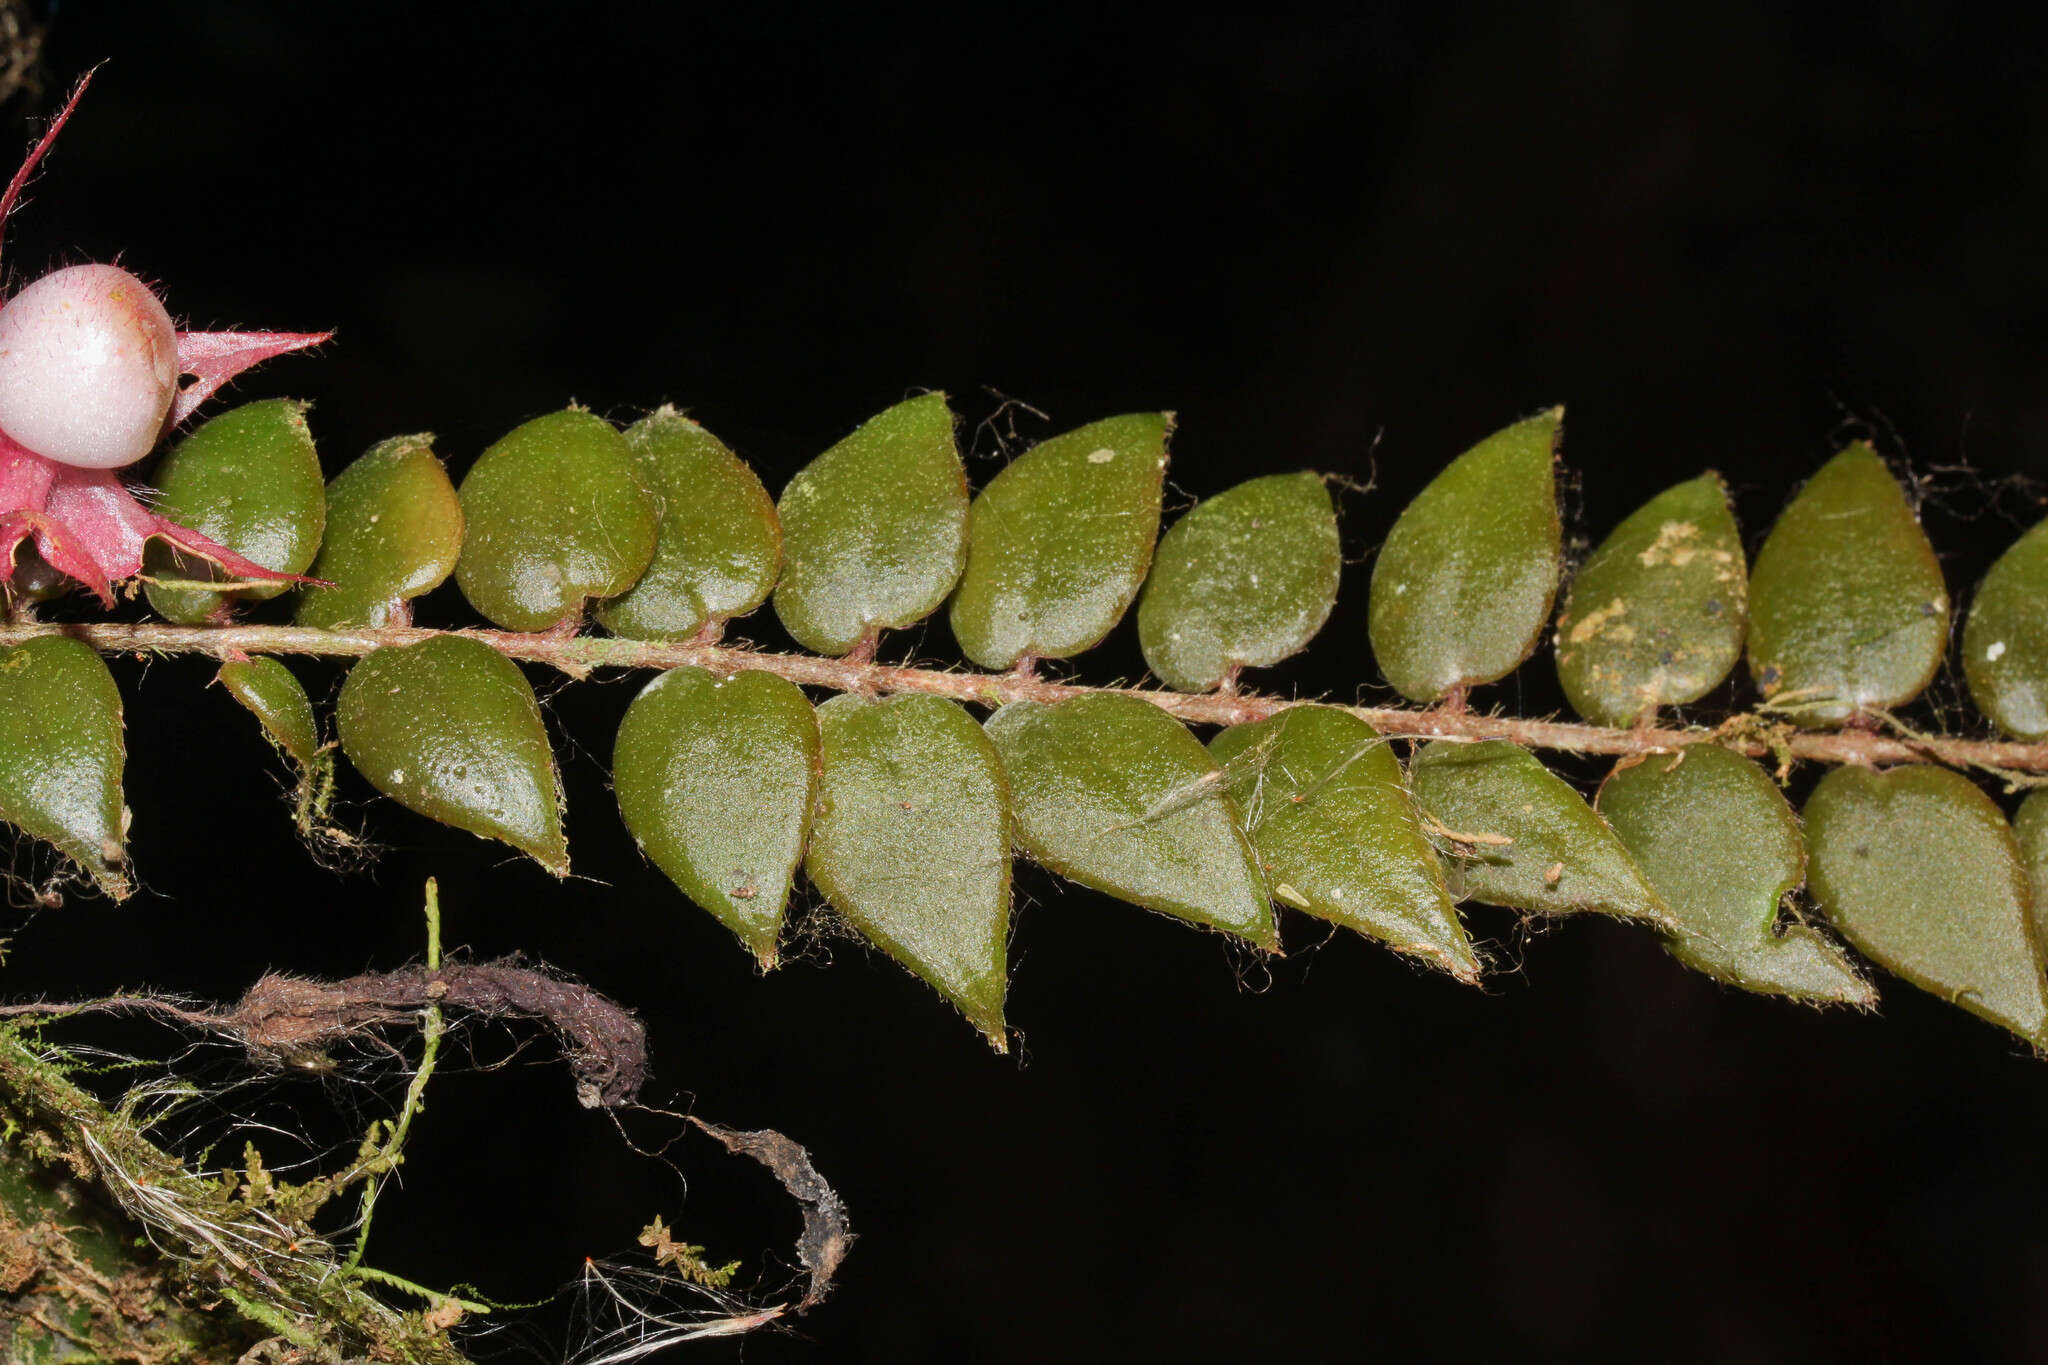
[0,391,2045,1049]
[30,393,2048,737]
[5,626,2048,1051]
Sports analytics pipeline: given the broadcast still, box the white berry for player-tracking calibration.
[0,263,179,469]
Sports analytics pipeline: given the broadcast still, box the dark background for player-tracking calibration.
[8,4,2048,1361]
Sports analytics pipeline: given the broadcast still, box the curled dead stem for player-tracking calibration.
[1,619,2043,775]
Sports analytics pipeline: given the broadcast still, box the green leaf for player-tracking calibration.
[336,636,567,874]
[1210,706,1477,980]
[984,694,1274,947]
[143,399,326,623]
[1597,744,1871,1004]
[454,408,659,633]
[1963,515,2048,740]
[2018,790,2048,916]
[805,693,1012,1047]
[7,547,69,604]
[614,667,817,966]
[296,433,465,629]
[1747,443,1948,726]
[0,637,127,899]
[772,393,967,656]
[219,655,336,843]
[1556,473,1748,726]
[595,408,782,641]
[1368,409,1563,702]
[1408,739,1671,925]
[1805,764,2044,1044]
[218,657,320,770]
[1137,472,1341,692]
[949,413,1171,671]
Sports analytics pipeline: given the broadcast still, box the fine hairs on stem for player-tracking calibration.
[0,619,2043,776]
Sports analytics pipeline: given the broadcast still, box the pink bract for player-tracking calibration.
[0,427,297,605]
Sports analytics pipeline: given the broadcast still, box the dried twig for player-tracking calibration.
[687,1118,851,1308]
[0,957,648,1107]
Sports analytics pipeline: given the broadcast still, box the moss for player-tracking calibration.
[0,1025,474,1363]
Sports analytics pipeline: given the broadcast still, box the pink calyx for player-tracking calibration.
[169,329,330,429]
[0,428,316,606]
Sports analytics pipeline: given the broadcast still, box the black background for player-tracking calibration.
[10,5,2048,1362]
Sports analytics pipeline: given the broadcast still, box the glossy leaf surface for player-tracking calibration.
[218,656,319,770]
[985,694,1274,946]
[1806,764,2044,1044]
[1137,472,1340,692]
[1598,744,1870,1003]
[614,667,817,966]
[455,408,658,632]
[0,637,127,898]
[1963,515,2048,740]
[773,393,967,656]
[2018,790,2048,917]
[1747,444,1948,726]
[1369,410,1562,702]
[1409,739,1670,924]
[144,399,326,622]
[1556,472,1747,726]
[1210,706,1476,979]
[949,413,1170,670]
[337,636,567,874]
[596,408,781,641]
[296,434,464,629]
[805,693,1012,1046]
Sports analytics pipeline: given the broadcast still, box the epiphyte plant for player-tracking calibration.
[0,80,2046,1062]
[0,67,2045,1363]
[0,71,327,606]
[4,385,2048,1056]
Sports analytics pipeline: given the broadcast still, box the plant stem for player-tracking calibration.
[3,619,2045,774]
[341,879,446,1276]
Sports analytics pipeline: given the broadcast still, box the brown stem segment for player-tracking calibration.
[3,620,2046,773]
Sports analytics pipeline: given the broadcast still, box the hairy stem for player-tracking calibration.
[3,619,2044,774]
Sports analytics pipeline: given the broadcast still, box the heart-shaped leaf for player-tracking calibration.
[1210,706,1476,980]
[1597,743,1871,1004]
[596,408,782,641]
[949,413,1170,671]
[1748,443,1948,726]
[805,693,1012,1047]
[984,694,1273,947]
[773,393,967,656]
[1369,410,1562,702]
[1409,739,1671,925]
[144,399,326,623]
[455,408,659,633]
[296,433,465,629]
[337,636,567,874]
[1556,472,1747,726]
[1805,763,2045,1044]
[614,667,817,966]
[1137,471,1341,693]
[1963,515,2048,740]
[0,637,127,898]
